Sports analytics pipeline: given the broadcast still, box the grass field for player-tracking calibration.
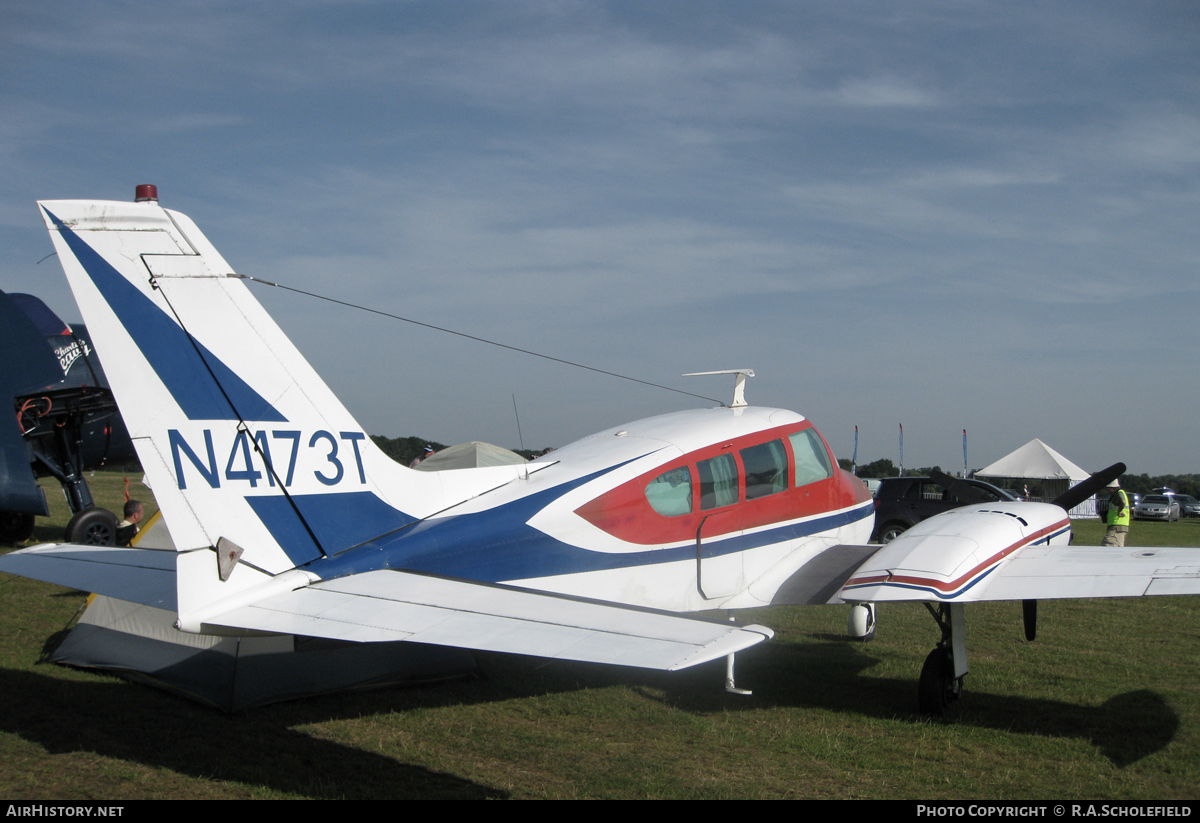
[2,473,1199,799]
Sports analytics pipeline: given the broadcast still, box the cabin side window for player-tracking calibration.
[644,466,693,516]
[698,453,738,510]
[741,439,788,500]
[789,429,834,488]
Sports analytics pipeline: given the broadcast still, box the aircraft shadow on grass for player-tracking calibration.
[474,637,1181,769]
[0,667,507,800]
[647,637,1179,769]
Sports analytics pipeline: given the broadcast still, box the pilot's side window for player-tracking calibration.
[698,453,738,510]
[789,429,834,488]
[645,466,693,517]
[741,439,788,500]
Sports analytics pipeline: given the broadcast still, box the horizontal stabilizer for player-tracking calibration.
[0,544,177,610]
[206,570,774,671]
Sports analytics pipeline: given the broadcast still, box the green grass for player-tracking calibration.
[2,476,1199,798]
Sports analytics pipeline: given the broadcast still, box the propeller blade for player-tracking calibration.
[1022,599,1037,641]
[930,469,994,505]
[1053,462,1126,512]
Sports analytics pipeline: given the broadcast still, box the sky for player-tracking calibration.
[2,1,1197,476]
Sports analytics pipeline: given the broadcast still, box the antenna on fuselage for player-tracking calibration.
[682,369,755,408]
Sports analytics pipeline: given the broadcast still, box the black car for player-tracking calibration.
[871,476,1018,542]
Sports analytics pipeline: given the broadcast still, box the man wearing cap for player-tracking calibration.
[1102,479,1131,547]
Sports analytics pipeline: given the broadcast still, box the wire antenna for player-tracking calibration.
[512,394,525,452]
[232,274,724,406]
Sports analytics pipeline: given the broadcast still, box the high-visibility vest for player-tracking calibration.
[1107,489,1131,527]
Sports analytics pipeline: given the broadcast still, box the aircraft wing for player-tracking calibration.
[205,569,774,671]
[839,502,1200,603]
[0,544,772,671]
[966,545,1200,600]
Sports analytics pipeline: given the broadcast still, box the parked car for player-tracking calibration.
[1173,494,1200,518]
[1133,494,1180,522]
[871,476,1017,542]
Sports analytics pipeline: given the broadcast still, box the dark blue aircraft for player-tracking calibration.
[0,290,136,543]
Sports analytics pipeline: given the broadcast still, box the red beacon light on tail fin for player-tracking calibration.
[134,184,158,203]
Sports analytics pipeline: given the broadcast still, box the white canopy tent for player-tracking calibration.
[974,439,1094,515]
[414,441,527,472]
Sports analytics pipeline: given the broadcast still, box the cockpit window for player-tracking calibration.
[741,439,788,500]
[789,429,833,487]
[698,453,739,510]
[645,466,693,516]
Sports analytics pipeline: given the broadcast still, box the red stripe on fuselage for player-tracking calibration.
[575,423,870,546]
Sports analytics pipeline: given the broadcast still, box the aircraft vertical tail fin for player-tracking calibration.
[38,194,523,620]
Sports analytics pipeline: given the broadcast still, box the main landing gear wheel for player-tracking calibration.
[918,646,962,716]
[918,603,967,716]
[64,507,119,546]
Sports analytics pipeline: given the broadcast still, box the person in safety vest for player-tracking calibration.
[1102,478,1131,547]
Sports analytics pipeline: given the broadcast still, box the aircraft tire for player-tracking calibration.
[65,507,119,546]
[0,511,35,543]
[918,646,960,716]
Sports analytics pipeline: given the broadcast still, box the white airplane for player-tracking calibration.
[3,187,1198,715]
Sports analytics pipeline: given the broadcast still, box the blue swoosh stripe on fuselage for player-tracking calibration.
[301,478,875,584]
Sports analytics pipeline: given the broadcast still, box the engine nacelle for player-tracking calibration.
[840,503,1071,603]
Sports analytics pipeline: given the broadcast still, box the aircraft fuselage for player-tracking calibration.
[302,406,876,613]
